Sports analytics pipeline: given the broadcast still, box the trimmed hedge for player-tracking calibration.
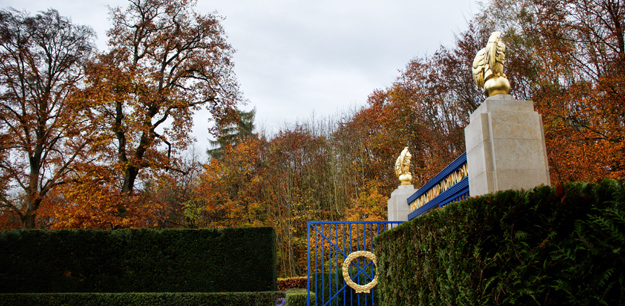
[375,180,625,305]
[285,289,313,306]
[0,291,286,306]
[0,228,277,293]
[277,277,307,291]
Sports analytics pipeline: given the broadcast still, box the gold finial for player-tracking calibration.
[395,147,412,185]
[472,31,510,97]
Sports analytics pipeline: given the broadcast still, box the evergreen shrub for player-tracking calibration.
[0,228,277,293]
[375,180,625,305]
[285,289,313,306]
[0,291,285,306]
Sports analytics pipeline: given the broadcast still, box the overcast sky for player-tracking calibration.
[1,0,478,149]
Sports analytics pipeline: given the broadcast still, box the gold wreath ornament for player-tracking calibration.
[342,251,379,294]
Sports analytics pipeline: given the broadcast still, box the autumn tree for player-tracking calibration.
[336,26,486,195]
[195,136,266,228]
[0,9,96,228]
[84,0,241,198]
[532,0,625,182]
[473,0,625,183]
[194,114,386,276]
[355,0,625,188]
[38,164,166,229]
[143,146,205,228]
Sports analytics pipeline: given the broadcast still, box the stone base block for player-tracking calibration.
[465,94,550,197]
[387,185,415,222]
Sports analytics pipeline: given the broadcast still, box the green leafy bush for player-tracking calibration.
[0,292,285,306]
[286,289,313,306]
[0,228,277,293]
[375,180,625,306]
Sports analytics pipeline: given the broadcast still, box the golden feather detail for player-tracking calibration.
[395,147,412,185]
[472,31,510,96]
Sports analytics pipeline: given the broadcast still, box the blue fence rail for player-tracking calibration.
[407,152,470,220]
[307,221,403,306]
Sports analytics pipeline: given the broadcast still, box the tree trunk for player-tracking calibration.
[122,166,139,194]
[21,213,36,229]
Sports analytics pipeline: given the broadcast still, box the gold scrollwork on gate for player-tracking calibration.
[410,163,468,212]
[342,251,379,294]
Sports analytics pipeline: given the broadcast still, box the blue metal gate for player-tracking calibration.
[307,221,402,306]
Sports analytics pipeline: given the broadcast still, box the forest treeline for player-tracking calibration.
[1,0,624,277]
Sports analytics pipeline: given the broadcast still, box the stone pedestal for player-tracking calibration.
[464,94,550,197]
[387,185,415,224]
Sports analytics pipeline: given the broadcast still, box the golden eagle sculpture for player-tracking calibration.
[472,31,511,97]
[395,147,412,185]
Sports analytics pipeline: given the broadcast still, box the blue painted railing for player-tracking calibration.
[407,152,469,220]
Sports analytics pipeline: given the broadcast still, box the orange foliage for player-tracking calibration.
[277,277,308,291]
[0,9,97,228]
[344,182,387,221]
[80,0,241,196]
[194,137,266,228]
[345,33,481,194]
[476,0,625,183]
[38,166,164,229]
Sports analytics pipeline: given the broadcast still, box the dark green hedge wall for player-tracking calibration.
[285,289,313,306]
[0,291,285,306]
[0,228,277,293]
[375,180,625,306]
